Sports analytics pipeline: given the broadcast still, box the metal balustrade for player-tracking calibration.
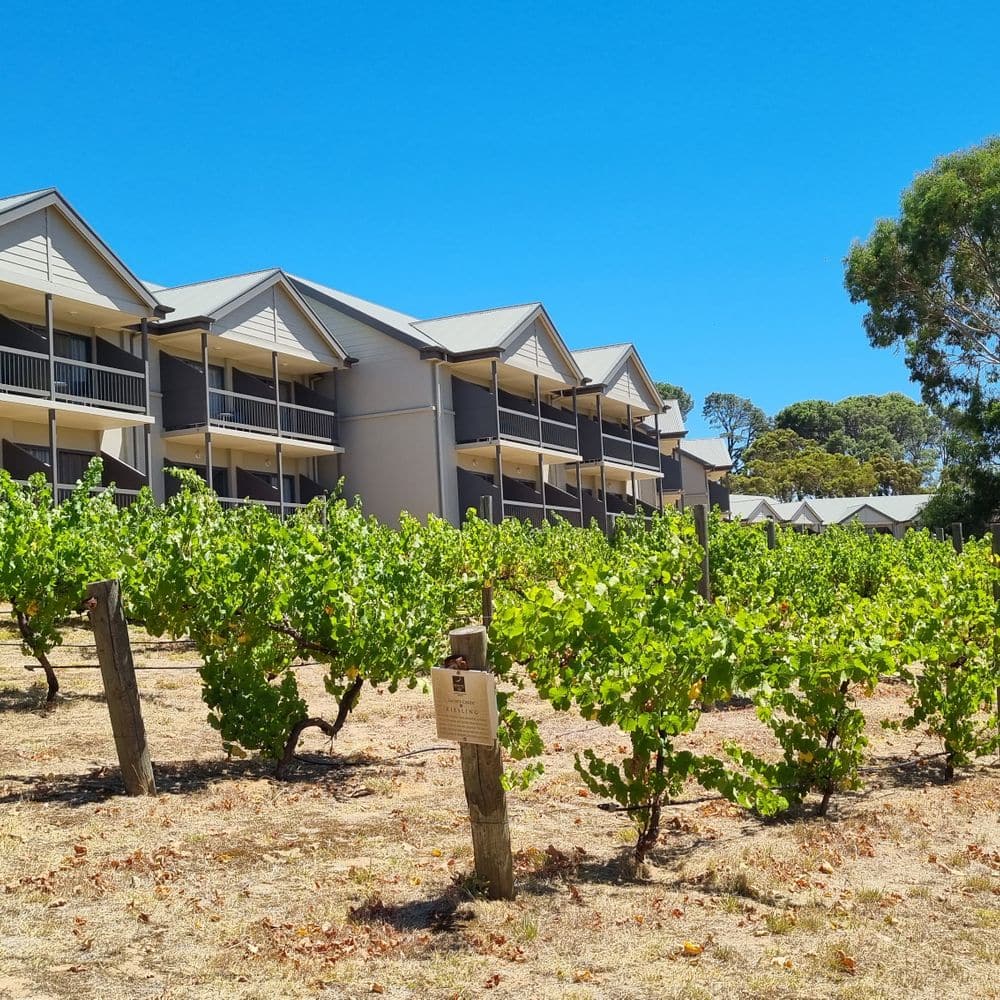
[601,433,634,463]
[497,406,578,453]
[208,389,338,444]
[218,496,311,518]
[502,500,583,527]
[0,344,146,412]
[279,401,338,442]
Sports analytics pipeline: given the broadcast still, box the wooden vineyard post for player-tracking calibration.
[448,625,514,900]
[692,503,712,601]
[765,520,777,550]
[951,521,964,554]
[936,527,946,543]
[86,579,157,796]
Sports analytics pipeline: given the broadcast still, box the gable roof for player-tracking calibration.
[288,274,438,351]
[291,276,583,378]
[680,437,732,470]
[0,187,166,316]
[572,342,663,409]
[151,268,349,361]
[413,303,540,353]
[658,400,687,436]
[729,493,781,522]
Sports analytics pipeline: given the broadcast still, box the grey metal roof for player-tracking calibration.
[0,188,56,216]
[412,303,540,352]
[152,269,279,321]
[658,400,686,436]
[803,495,931,525]
[289,274,440,350]
[680,437,732,470]
[572,343,632,384]
[151,268,348,360]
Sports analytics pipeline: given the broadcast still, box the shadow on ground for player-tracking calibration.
[0,751,385,807]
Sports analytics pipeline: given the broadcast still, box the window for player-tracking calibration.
[164,463,229,497]
[207,364,225,389]
[256,472,297,503]
[58,450,98,485]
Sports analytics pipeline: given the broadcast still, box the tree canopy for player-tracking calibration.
[844,137,1000,526]
[774,393,941,473]
[730,429,924,501]
[702,392,769,471]
[654,381,694,419]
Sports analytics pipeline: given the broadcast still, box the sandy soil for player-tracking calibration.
[0,623,998,1000]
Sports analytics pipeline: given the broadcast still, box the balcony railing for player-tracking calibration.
[0,345,145,412]
[453,377,579,455]
[497,405,578,453]
[208,389,337,444]
[218,497,312,519]
[10,480,143,508]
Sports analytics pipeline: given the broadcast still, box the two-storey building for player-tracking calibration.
[148,270,351,514]
[0,189,165,502]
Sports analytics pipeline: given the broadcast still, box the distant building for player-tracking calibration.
[729,493,932,538]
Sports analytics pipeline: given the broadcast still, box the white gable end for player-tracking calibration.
[604,358,660,413]
[505,317,576,386]
[0,206,148,317]
[216,284,341,363]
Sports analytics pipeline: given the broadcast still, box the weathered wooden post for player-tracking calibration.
[951,521,964,554]
[765,520,777,550]
[692,503,711,601]
[443,625,514,900]
[936,527,946,543]
[86,579,156,796]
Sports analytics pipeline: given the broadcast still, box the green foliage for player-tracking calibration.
[654,380,694,419]
[731,428,925,500]
[0,461,129,699]
[2,470,997,869]
[844,137,1000,518]
[702,392,769,471]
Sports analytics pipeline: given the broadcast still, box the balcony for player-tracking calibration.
[660,454,683,491]
[709,480,731,513]
[2,439,147,507]
[452,377,579,458]
[0,319,146,416]
[577,414,662,472]
[160,354,339,454]
[457,468,583,527]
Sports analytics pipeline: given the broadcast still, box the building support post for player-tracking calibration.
[140,318,152,486]
[491,360,501,440]
[538,452,546,524]
[534,373,542,445]
[276,442,285,518]
[495,444,504,522]
[48,407,58,499]
[654,411,664,512]
[45,293,57,500]
[201,332,213,491]
[45,293,55,401]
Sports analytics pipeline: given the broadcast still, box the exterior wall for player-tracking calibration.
[679,453,709,509]
[0,206,147,315]
[301,294,444,523]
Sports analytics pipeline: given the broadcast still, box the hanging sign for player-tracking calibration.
[431,667,499,746]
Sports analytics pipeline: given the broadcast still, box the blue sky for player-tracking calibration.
[3,1,998,435]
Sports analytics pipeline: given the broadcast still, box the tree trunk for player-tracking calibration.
[276,675,363,777]
[17,611,58,702]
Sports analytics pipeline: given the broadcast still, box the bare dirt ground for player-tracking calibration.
[1,624,998,1000]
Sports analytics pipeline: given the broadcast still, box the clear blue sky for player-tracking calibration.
[3,1,998,436]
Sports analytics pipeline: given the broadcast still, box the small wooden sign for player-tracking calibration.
[431,666,499,746]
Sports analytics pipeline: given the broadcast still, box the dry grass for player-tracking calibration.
[1,625,999,999]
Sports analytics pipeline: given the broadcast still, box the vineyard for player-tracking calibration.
[1,463,999,1000]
